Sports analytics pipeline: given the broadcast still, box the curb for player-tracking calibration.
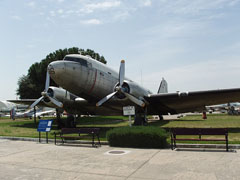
[1,136,240,149]
[0,136,109,145]
[173,143,240,150]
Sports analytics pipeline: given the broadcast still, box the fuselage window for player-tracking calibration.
[64,57,88,67]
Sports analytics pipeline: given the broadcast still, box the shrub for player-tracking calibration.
[106,126,169,148]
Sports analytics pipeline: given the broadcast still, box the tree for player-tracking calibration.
[17,47,107,99]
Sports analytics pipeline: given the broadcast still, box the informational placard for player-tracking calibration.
[37,120,53,132]
[123,106,135,116]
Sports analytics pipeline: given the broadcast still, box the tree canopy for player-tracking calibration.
[17,47,107,99]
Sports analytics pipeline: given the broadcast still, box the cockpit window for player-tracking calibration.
[64,56,88,67]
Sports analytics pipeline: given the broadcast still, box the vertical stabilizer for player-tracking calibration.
[158,78,168,93]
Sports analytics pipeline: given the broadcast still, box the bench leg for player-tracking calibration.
[54,133,56,145]
[97,134,101,147]
[171,135,173,150]
[174,135,176,149]
[226,136,229,152]
[92,133,95,147]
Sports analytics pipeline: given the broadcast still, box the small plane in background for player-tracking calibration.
[9,54,240,126]
[206,102,240,114]
[10,107,55,120]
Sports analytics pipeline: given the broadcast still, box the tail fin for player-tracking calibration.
[157,78,168,93]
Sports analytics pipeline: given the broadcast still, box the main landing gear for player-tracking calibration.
[133,107,148,126]
[55,109,76,129]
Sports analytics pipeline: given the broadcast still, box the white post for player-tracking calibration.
[129,115,132,127]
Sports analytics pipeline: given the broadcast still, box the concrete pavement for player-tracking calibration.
[0,139,239,180]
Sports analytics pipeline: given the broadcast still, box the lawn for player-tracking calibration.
[0,114,240,143]
[149,114,240,144]
[0,116,129,140]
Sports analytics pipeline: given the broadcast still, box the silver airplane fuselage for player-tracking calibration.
[48,54,151,106]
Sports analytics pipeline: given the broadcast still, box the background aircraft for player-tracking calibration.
[9,54,240,127]
[10,108,56,120]
[10,107,55,120]
[0,101,17,113]
[206,102,240,114]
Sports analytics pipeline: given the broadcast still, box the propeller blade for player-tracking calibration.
[45,71,50,92]
[48,96,63,108]
[123,92,145,107]
[96,91,117,107]
[30,96,44,109]
[119,60,125,86]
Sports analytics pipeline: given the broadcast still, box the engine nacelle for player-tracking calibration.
[42,86,76,108]
[114,80,150,100]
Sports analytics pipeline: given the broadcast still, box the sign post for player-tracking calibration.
[37,119,53,143]
[123,106,135,127]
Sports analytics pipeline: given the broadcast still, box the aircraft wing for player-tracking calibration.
[145,88,240,115]
[35,110,55,116]
[7,99,46,107]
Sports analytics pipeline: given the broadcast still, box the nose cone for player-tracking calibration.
[48,61,65,85]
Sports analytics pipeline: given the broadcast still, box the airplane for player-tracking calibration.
[0,100,17,113]
[9,54,240,127]
[206,102,240,114]
[10,107,55,120]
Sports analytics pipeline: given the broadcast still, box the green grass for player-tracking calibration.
[1,114,240,144]
[150,114,240,128]
[0,116,129,140]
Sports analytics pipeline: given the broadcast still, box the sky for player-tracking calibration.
[1,0,240,100]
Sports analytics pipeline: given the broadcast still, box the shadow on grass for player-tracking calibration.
[76,116,126,125]
[172,119,204,122]
[148,120,172,126]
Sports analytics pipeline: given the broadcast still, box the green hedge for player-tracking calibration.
[106,126,169,148]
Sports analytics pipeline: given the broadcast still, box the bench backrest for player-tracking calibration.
[61,128,100,134]
[172,128,228,135]
[200,128,228,135]
[79,128,100,134]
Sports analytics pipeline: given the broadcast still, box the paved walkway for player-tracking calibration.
[0,139,239,180]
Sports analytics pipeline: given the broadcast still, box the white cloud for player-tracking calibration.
[228,0,240,6]
[57,9,63,14]
[84,1,121,13]
[26,1,36,8]
[140,0,152,7]
[157,0,240,15]
[50,10,56,17]
[11,15,22,21]
[141,20,208,39]
[80,19,102,25]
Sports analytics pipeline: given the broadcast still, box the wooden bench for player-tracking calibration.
[170,128,228,151]
[54,128,101,147]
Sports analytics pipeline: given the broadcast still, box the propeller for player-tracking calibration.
[30,71,63,109]
[96,60,145,107]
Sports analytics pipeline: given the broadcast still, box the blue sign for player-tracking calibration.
[37,120,53,132]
